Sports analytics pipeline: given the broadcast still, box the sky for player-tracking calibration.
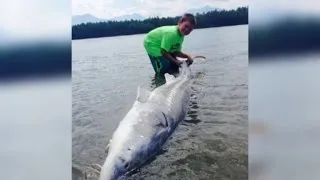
[72,0,249,19]
[1,0,69,42]
[250,0,320,24]
[2,0,318,42]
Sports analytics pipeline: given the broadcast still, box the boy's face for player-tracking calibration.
[178,21,194,36]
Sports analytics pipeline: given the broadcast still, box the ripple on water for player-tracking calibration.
[168,151,248,180]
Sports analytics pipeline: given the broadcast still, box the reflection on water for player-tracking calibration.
[150,73,166,89]
[150,69,180,89]
[185,96,201,125]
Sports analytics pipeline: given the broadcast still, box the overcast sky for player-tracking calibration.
[1,0,69,41]
[72,0,248,19]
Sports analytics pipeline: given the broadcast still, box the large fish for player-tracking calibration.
[99,61,193,180]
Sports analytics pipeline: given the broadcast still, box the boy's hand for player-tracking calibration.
[175,60,183,67]
[186,58,193,66]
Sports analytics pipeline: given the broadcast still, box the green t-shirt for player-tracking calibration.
[144,25,184,57]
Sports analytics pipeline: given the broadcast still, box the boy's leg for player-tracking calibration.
[167,52,180,73]
[147,55,171,74]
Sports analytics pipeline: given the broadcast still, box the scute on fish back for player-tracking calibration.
[99,62,193,180]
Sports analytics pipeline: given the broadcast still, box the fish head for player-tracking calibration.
[99,104,166,180]
[99,142,144,180]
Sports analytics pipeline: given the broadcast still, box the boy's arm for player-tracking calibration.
[160,32,182,66]
[161,49,182,66]
[175,51,193,60]
[175,51,194,66]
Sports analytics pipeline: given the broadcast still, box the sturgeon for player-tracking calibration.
[99,61,193,180]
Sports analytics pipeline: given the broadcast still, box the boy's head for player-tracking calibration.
[178,13,196,36]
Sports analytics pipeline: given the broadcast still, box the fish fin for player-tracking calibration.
[164,73,175,84]
[105,143,110,154]
[105,139,112,154]
[161,112,169,127]
[136,86,151,103]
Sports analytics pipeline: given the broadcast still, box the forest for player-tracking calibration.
[72,7,248,40]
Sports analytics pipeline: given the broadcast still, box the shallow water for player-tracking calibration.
[249,54,320,180]
[72,25,248,180]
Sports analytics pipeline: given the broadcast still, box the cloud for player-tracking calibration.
[1,0,69,40]
[250,0,320,24]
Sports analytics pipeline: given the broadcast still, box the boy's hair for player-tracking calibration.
[178,13,197,27]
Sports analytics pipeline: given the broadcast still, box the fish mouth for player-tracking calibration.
[122,149,169,178]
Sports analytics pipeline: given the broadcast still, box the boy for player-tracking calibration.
[143,13,196,75]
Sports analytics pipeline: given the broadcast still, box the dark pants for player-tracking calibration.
[147,53,179,75]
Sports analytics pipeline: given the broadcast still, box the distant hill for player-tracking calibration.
[187,5,222,15]
[72,6,222,26]
[72,14,107,25]
[72,13,146,25]
[110,13,145,21]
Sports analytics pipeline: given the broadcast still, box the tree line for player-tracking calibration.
[249,17,320,58]
[72,7,248,40]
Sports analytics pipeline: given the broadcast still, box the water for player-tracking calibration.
[249,54,320,180]
[72,25,248,180]
[0,77,71,180]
